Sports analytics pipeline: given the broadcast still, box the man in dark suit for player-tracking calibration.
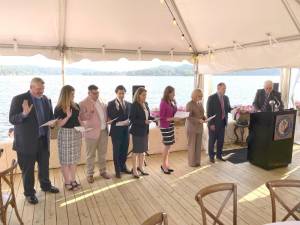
[253,80,284,112]
[107,85,131,178]
[9,77,59,204]
[207,82,232,163]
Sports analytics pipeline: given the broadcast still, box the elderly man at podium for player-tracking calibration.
[253,80,284,112]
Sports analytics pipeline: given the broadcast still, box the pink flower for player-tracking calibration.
[233,105,254,120]
[150,108,160,117]
[295,101,300,109]
[177,106,186,112]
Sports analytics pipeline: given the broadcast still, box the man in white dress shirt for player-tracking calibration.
[79,85,111,183]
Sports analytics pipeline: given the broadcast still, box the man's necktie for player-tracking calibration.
[261,94,269,112]
[121,101,125,110]
[220,96,225,119]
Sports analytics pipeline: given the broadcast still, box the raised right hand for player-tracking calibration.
[22,100,33,116]
[66,108,72,118]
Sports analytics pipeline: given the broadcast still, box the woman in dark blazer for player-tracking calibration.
[129,87,154,178]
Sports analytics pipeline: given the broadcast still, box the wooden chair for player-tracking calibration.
[0,159,23,225]
[195,183,237,225]
[265,179,300,222]
[141,212,168,225]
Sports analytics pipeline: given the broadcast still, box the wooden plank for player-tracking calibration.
[59,171,81,225]
[89,165,118,225]
[6,147,300,225]
[71,171,94,225]
[44,169,57,225]
[54,169,69,225]
[32,185,46,225]
[21,173,38,225]
[75,166,101,225]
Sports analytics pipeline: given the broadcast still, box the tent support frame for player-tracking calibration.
[281,0,300,33]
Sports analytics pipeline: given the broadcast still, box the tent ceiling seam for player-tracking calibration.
[294,0,300,6]
[165,0,198,53]
[0,44,191,56]
[281,0,300,33]
[198,34,300,55]
[59,0,67,52]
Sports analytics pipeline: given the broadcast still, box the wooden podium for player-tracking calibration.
[247,109,296,170]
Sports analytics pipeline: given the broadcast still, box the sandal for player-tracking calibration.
[71,181,81,189]
[64,183,73,191]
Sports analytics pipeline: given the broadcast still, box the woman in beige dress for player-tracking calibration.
[185,89,206,167]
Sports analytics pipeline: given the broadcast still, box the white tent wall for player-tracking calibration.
[197,40,300,74]
[64,48,192,63]
[0,0,193,62]
[1,0,300,70]
[281,67,292,108]
[0,46,60,60]
[0,0,299,105]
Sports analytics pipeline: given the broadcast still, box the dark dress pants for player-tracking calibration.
[111,128,129,175]
[17,136,51,197]
[208,120,226,159]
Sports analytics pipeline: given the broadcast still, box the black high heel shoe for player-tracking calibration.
[137,167,149,176]
[161,166,171,174]
[131,169,140,179]
[168,168,174,172]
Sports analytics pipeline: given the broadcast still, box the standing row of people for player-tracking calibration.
[8,78,180,204]
[10,77,285,207]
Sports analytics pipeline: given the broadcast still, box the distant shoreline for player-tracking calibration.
[0,74,194,76]
[0,74,279,77]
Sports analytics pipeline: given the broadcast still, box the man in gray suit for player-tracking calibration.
[9,77,59,204]
[253,80,284,112]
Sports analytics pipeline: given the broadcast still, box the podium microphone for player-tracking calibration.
[269,100,275,112]
[273,96,282,111]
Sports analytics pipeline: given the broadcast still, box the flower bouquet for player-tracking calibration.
[232,105,254,126]
[294,101,300,116]
[295,101,300,110]
[150,107,160,118]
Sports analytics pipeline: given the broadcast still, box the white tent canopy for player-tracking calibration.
[1,0,300,73]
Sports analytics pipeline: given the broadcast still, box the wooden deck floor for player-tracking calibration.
[4,147,300,225]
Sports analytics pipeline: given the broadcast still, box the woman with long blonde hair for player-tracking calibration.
[129,87,154,178]
[185,88,206,167]
[54,85,82,191]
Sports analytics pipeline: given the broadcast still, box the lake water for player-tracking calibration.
[0,74,280,141]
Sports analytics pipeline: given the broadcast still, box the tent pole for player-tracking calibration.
[61,50,65,86]
[281,0,300,33]
[193,55,199,89]
[280,67,292,108]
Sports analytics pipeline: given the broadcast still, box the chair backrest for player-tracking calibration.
[265,179,300,222]
[195,183,237,225]
[0,159,18,207]
[141,212,168,225]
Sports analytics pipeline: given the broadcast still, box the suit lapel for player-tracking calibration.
[138,103,146,120]
[215,94,221,111]
[125,101,130,116]
[41,96,50,121]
